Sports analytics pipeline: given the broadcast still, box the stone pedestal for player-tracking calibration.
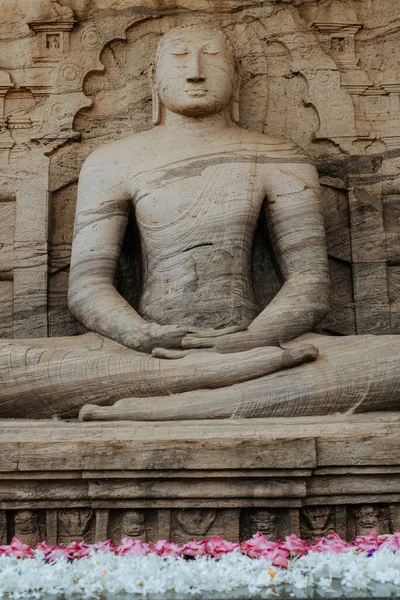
[0,413,399,545]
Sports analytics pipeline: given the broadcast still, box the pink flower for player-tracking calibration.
[117,538,150,556]
[150,539,182,558]
[181,539,208,558]
[281,534,310,557]
[36,543,72,563]
[66,540,91,559]
[92,540,117,553]
[261,545,290,568]
[311,533,352,554]
[206,536,239,559]
[353,530,389,552]
[380,532,400,552]
[0,537,34,558]
[240,532,276,559]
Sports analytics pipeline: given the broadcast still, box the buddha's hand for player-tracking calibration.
[181,328,276,354]
[179,328,318,369]
[126,324,196,353]
[181,328,317,357]
[150,325,246,358]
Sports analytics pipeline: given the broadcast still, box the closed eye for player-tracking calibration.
[203,48,219,55]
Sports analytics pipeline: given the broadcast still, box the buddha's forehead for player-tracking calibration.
[156,26,234,59]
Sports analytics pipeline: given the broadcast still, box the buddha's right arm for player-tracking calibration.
[68,148,188,352]
[68,147,148,348]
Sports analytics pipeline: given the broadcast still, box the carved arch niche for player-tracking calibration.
[74,9,335,148]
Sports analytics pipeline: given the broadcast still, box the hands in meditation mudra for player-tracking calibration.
[1,25,399,420]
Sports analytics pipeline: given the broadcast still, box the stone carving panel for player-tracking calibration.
[170,509,239,544]
[13,510,44,547]
[347,505,391,539]
[0,503,394,545]
[241,508,279,541]
[300,506,347,541]
[57,509,94,544]
[240,508,301,542]
[108,510,157,543]
[170,509,217,544]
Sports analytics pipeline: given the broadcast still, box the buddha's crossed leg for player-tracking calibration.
[80,333,400,421]
[0,333,316,419]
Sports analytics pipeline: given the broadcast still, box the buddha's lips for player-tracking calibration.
[185,88,208,96]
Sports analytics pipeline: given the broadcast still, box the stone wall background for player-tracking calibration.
[1,0,400,339]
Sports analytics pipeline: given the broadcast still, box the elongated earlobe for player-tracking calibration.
[149,63,162,126]
[231,76,240,124]
[152,88,162,125]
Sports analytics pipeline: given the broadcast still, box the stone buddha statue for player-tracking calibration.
[0,24,399,420]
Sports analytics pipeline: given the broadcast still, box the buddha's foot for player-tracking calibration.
[79,343,317,421]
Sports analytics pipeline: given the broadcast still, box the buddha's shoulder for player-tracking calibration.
[238,129,310,162]
[82,130,156,167]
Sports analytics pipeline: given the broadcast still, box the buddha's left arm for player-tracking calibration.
[248,160,330,344]
[182,158,330,355]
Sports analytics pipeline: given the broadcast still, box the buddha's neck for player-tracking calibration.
[163,108,233,137]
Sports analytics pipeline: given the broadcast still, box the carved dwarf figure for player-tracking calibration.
[300,506,333,539]
[14,510,41,547]
[355,505,380,536]
[0,25,400,420]
[250,509,278,540]
[120,510,146,539]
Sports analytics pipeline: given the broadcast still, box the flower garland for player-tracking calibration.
[0,530,399,598]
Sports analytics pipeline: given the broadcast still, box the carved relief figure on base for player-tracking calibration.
[172,509,216,543]
[0,24,400,420]
[300,506,334,540]
[355,505,380,536]
[121,510,146,539]
[58,509,93,544]
[14,510,42,547]
[250,509,278,541]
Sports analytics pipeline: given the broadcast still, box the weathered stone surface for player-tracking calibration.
[0,414,397,542]
[1,10,400,420]
[0,0,400,542]
[0,0,398,340]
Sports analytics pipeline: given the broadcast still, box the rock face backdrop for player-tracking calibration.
[1,0,399,341]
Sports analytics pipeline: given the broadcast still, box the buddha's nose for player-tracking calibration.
[186,53,205,83]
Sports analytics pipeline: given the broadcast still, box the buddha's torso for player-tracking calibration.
[125,127,293,328]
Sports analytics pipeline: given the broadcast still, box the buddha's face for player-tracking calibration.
[155,27,237,118]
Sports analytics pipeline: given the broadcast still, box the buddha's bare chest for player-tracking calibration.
[132,159,264,245]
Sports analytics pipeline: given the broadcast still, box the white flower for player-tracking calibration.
[0,549,399,598]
